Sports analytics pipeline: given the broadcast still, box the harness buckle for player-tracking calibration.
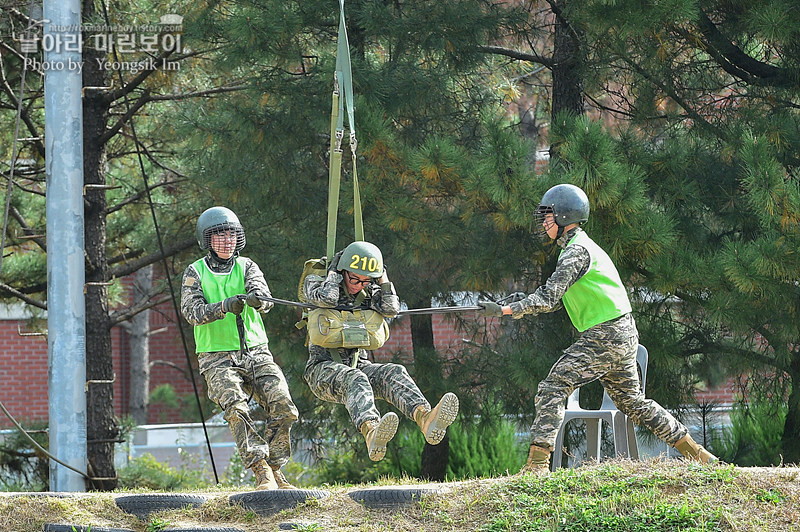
[335,129,344,151]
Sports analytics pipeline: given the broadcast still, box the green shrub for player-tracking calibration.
[713,396,785,466]
[307,447,396,485]
[117,453,207,490]
[442,419,526,480]
[0,423,49,491]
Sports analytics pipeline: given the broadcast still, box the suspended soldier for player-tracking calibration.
[181,206,299,490]
[302,240,459,461]
[478,184,717,474]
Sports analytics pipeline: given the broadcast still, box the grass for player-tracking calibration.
[1,459,799,531]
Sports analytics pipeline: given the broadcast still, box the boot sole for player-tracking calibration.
[423,392,459,445]
[368,412,399,461]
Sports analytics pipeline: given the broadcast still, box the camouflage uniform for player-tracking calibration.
[181,253,299,469]
[510,227,688,451]
[302,269,430,429]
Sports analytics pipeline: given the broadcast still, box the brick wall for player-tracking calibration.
[0,320,49,425]
[0,302,739,429]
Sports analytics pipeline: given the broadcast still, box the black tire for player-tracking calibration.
[114,493,208,519]
[228,489,330,517]
[348,486,442,509]
[43,525,135,532]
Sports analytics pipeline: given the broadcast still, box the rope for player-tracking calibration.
[0,401,90,480]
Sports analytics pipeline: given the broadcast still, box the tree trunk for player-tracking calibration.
[549,0,585,158]
[409,299,450,481]
[82,0,117,491]
[420,432,449,481]
[781,352,800,464]
[129,265,152,425]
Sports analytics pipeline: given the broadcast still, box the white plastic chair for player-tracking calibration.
[551,344,649,471]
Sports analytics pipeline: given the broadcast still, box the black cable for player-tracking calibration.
[259,295,484,316]
[97,1,218,483]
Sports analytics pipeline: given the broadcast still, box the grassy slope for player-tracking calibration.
[2,459,799,531]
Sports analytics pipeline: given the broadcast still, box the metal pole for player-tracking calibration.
[43,0,87,491]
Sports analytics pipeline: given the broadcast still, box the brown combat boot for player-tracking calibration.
[674,434,718,463]
[359,412,399,461]
[518,444,551,475]
[251,459,278,490]
[414,392,459,445]
[270,464,298,489]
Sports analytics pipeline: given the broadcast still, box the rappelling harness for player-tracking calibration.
[290,0,389,356]
[291,0,482,355]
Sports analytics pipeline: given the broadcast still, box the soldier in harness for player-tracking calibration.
[479,184,717,473]
[302,240,460,461]
[181,206,299,490]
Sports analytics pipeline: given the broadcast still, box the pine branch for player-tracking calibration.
[0,50,45,157]
[0,281,45,309]
[149,360,190,380]
[146,84,248,102]
[108,236,196,280]
[620,54,728,141]
[109,293,173,326]
[98,89,152,146]
[478,45,554,69]
[0,173,45,197]
[693,10,792,88]
[9,204,46,252]
[102,49,175,105]
[105,175,188,216]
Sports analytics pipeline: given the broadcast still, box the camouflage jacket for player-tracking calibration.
[303,270,400,318]
[509,227,637,338]
[181,253,273,327]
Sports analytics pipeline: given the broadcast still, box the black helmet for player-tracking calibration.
[534,184,590,231]
[196,206,246,252]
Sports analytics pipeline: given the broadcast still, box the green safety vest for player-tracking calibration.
[560,231,632,332]
[192,257,268,353]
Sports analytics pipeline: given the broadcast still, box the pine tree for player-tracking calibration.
[174,0,547,476]
[566,0,800,462]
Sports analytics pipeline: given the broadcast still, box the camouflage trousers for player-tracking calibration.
[199,344,299,469]
[304,344,430,430]
[530,331,688,450]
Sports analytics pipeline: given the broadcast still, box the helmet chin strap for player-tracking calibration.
[209,249,238,266]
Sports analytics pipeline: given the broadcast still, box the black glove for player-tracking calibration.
[478,300,504,318]
[328,250,344,272]
[246,291,274,312]
[221,295,246,315]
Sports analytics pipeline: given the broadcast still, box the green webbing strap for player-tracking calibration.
[336,0,355,135]
[352,149,363,241]
[327,0,363,266]
[326,76,342,265]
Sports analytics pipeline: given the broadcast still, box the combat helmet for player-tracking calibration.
[196,206,246,252]
[534,184,589,236]
[339,241,384,278]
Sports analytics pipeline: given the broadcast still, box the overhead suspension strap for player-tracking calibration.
[326,0,363,266]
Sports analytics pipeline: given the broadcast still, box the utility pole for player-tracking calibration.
[44,0,87,491]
